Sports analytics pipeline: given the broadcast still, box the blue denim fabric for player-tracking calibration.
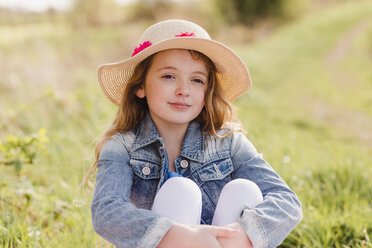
[91,112,302,248]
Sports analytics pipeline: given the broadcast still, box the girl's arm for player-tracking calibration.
[157,223,240,248]
[229,132,303,248]
[217,222,253,248]
[92,134,239,247]
[91,134,173,247]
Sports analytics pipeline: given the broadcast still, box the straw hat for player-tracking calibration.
[98,19,252,105]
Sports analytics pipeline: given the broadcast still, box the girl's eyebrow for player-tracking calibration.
[157,66,208,77]
[157,66,177,72]
[194,71,208,78]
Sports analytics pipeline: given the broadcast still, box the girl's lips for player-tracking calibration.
[169,102,191,110]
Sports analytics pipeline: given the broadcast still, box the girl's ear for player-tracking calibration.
[135,86,146,98]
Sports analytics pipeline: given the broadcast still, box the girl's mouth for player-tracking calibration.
[169,102,191,110]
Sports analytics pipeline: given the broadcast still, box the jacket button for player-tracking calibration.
[142,165,151,175]
[180,160,189,169]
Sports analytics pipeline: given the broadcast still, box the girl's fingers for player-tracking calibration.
[209,226,240,238]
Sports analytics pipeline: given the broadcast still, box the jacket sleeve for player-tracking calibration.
[91,135,173,248]
[230,132,302,248]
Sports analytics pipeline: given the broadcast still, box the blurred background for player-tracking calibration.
[0,0,371,247]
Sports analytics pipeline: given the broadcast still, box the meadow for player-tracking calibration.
[1,0,372,247]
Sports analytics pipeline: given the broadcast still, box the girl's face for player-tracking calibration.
[136,49,208,129]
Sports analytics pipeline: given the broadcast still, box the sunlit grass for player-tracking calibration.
[1,1,372,247]
[234,1,372,246]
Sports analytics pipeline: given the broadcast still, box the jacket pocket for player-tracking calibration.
[195,158,234,224]
[197,158,234,181]
[129,159,160,209]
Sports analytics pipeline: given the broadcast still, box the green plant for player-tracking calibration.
[0,129,49,173]
[214,0,286,24]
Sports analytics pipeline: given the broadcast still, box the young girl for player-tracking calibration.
[88,19,302,248]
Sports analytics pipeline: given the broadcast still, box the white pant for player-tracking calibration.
[151,177,263,226]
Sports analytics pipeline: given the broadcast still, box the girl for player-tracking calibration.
[87,19,302,248]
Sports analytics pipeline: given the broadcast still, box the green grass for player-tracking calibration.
[1,1,372,247]
[234,1,372,246]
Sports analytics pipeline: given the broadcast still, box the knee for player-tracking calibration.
[153,177,202,225]
[212,179,263,226]
[222,179,263,205]
[160,177,201,200]
[223,179,261,193]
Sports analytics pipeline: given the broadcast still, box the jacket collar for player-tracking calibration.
[132,112,204,162]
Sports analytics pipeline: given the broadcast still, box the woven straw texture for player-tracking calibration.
[97,20,251,105]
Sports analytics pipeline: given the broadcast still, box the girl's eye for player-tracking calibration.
[192,78,204,84]
[162,74,175,79]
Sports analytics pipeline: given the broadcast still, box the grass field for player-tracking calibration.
[1,1,372,247]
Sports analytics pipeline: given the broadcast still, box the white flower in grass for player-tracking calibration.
[28,229,41,240]
[0,225,7,234]
[282,155,291,164]
[72,198,86,207]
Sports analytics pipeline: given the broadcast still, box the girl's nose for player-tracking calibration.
[175,79,190,96]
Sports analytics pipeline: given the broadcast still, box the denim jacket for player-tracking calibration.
[91,112,302,248]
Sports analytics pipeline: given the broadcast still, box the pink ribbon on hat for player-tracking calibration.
[131,41,152,57]
[130,32,195,57]
[175,32,195,37]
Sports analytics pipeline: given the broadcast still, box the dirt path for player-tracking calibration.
[313,19,372,148]
[325,20,371,64]
[324,19,371,84]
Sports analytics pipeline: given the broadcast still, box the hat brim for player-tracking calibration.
[97,37,251,105]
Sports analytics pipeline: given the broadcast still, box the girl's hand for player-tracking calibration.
[217,222,253,248]
[157,223,240,248]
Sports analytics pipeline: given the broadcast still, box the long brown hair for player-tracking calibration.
[83,49,240,190]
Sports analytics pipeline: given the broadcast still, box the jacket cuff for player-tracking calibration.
[239,208,267,248]
[138,217,174,248]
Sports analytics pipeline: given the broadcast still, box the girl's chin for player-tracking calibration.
[162,116,197,125]
[151,110,201,126]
